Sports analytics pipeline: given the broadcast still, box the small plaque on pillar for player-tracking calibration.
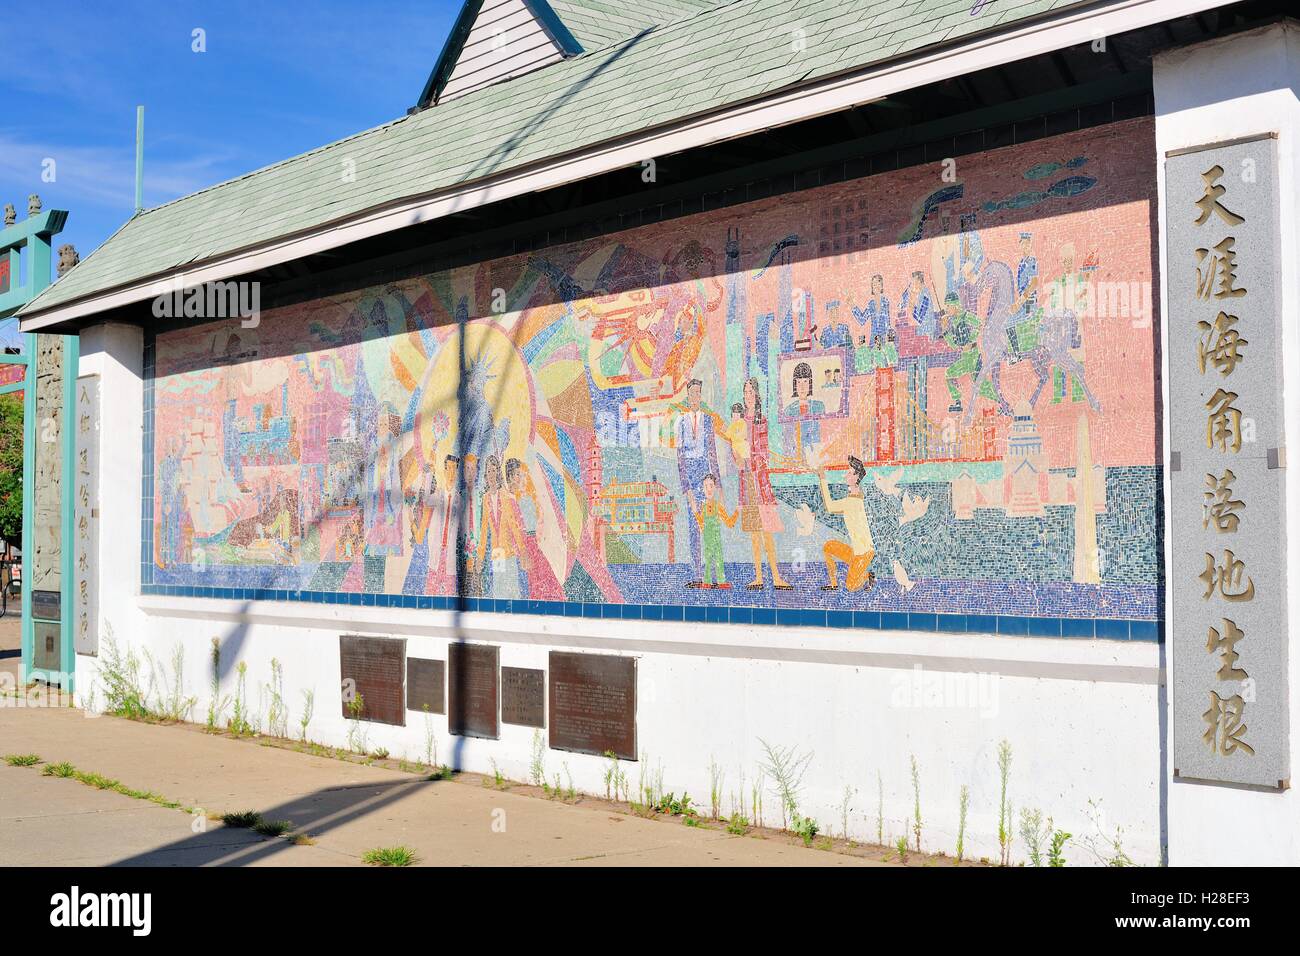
[501,667,545,728]
[32,590,61,622]
[406,658,445,715]
[338,635,406,727]
[548,652,636,760]
[449,643,499,739]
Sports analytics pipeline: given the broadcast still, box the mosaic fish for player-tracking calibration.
[896,183,964,248]
[1023,156,1087,180]
[982,175,1098,213]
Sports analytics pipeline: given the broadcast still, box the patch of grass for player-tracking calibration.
[38,758,190,810]
[427,765,454,781]
[3,753,41,767]
[289,833,316,846]
[362,845,417,867]
[221,809,263,829]
[113,784,182,809]
[252,818,295,837]
[77,770,121,790]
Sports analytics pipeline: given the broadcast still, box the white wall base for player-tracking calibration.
[75,596,1162,865]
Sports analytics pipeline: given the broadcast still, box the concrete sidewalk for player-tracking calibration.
[0,706,878,867]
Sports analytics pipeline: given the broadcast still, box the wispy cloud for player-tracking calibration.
[0,132,237,211]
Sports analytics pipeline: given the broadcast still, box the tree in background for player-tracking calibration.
[0,393,22,551]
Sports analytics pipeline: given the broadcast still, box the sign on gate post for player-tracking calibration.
[1166,134,1290,789]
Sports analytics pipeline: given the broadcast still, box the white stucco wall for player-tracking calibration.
[1155,21,1300,866]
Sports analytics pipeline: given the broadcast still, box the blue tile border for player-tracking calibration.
[138,583,1161,641]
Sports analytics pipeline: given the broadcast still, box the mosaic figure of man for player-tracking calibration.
[941,251,1016,421]
[675,378,720,588]
[819,456,877,593]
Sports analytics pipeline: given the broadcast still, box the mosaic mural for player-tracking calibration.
[148,118,1161,627]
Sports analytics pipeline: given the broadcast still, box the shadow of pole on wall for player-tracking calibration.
[451,295,469,773]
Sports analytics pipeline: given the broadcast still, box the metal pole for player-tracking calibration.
[134,106,144,213]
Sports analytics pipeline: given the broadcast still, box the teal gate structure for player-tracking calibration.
[0,196,77,691]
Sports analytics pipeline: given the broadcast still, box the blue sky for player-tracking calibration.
[1,0,459,266]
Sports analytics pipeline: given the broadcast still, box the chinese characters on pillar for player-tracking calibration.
[73,376,99,657]
[1194,167,1255,757]
[1167,136,1288,788]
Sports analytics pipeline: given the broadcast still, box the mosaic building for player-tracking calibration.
[18,0,1300,865]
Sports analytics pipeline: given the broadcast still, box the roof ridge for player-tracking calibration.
[560,0,742,57]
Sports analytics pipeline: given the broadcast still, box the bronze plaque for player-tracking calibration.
[548,652,636,759]
[501,667,545,728]
[406,658,445,715]
[338,635,406,726]
[449,643,498,738]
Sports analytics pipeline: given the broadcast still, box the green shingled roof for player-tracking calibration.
[24,0,1084,318]
[549,0,721,51]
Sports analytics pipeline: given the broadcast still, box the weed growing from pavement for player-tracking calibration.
[708,756,724,820]
[221,810,262,828]
[876,770,884,844]
[363,846,417,867]
[153,644,197,722]
[911,754,923,853]
[206,638,230,732]
[1049,826,1071,867]
[653,791,696,818]
[266,658,287,738]
[298,688,315,741]
[37,759,192,811]
[228,661,256,737]
[345,692,367,753]
[757,738,812,832]
[1019,807,1048,866]
[602,749,627,801]
[3,753,41,766]
[957,784,970,862]
[529,729,546,786]
[421,704,436,766]
[99,629,153,720]
[1080,798,1133,867]
[253,818,295,837]
[997,739,1014,866]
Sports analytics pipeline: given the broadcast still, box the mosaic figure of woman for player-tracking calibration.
[738,377,791,591]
